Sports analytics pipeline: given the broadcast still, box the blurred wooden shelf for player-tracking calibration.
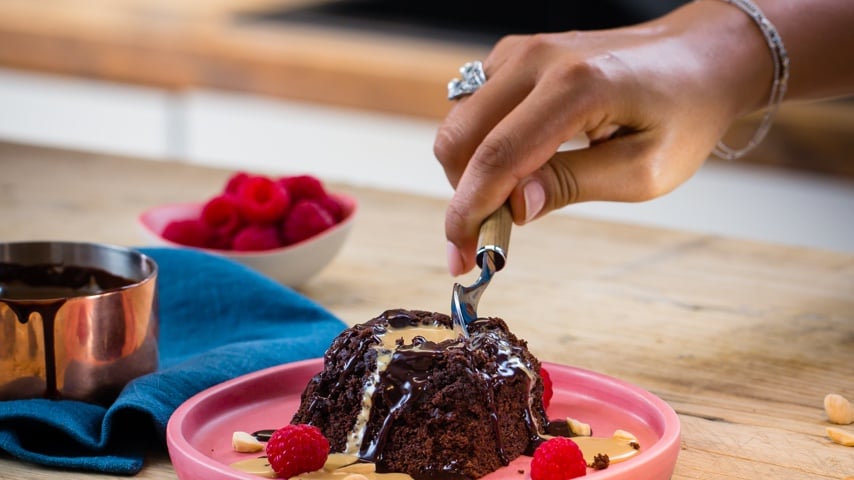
[0,0,487,120]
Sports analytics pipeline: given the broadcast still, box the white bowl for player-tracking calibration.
[137,193,356,287]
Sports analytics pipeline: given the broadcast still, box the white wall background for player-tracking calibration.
[1,67,852,254]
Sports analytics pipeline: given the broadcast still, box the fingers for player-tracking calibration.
[443,113,575,275]
[434,37,535,189]
[443,61,610,275]
[437,25,739,276]
[509,129,714,223]
[507,134,664,223]
[447,128,713,275]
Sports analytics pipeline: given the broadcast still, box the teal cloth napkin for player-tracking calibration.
[0,247,346,474]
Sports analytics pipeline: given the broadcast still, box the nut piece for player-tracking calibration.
[612,429,638,443]
[341,475,369,480]
[826,427,854,447]
[566,417,592,437]
[232,431,264,453]
[824,393,854,425]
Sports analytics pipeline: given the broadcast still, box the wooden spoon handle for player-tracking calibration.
[476,203,513,272]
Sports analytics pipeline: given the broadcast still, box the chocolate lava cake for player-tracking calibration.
[291,309,550,479]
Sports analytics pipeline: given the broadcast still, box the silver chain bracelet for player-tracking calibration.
[706,0,790,161]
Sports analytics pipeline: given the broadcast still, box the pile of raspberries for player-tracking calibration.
[162,171,344,251]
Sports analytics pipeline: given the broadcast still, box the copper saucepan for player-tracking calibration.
[0,241,158,405]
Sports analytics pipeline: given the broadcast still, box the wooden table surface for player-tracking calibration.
[0,141,852,479]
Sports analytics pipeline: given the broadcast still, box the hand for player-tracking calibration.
[434,1,773,275]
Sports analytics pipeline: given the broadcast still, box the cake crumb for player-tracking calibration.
[589,453,610,470]
[630,441,641,450]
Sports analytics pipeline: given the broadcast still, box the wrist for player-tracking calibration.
[698,0,789,160]
[655,0,778,119]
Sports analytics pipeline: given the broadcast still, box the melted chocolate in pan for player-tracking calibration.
[0,263,135,399]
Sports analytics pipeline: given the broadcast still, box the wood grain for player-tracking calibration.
[476,203,513,271]
[0,141,852,479]
[0,0,486,119]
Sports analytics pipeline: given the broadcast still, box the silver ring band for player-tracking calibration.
[447,60,487,100]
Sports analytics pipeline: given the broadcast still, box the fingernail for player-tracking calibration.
[523,180,545,223]
[447,242,464,277]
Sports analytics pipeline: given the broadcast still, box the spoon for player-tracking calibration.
[451,204,513,336]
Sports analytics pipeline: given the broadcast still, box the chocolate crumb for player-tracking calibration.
[545,419,573,437]
[630,441,641,450]
[251,429,274,442]
[517,469,525,475]
[589,453,610,470]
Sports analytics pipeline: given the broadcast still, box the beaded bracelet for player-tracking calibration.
[705,0,790,160]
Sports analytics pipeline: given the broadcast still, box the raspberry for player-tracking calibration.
[265,424,329,478]
[281,199,336,245]
[201,195,243,237]
[231,224,283,251]
[278,175,327,201]
[161,219,213,248]
[317,195,344,223]
[156,171,346,252]
[541,367,553,411]
[235,176,291,224]
[224,171,251,195]
[207,235,232,250]
[531,437,587,480]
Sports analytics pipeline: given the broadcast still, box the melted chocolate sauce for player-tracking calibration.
[361,346,446,462]
[360,316,545,479]
[0,263,133,299]
[251,429,275,442]
[383,309,422,329]
[0,263,135,400]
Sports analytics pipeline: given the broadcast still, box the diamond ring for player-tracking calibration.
[447,60,487,100]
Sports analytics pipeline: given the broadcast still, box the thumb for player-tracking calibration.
[508,133,680,223]
[509,164,576,225]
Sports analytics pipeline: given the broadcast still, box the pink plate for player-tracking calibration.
[166,359,680,480]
